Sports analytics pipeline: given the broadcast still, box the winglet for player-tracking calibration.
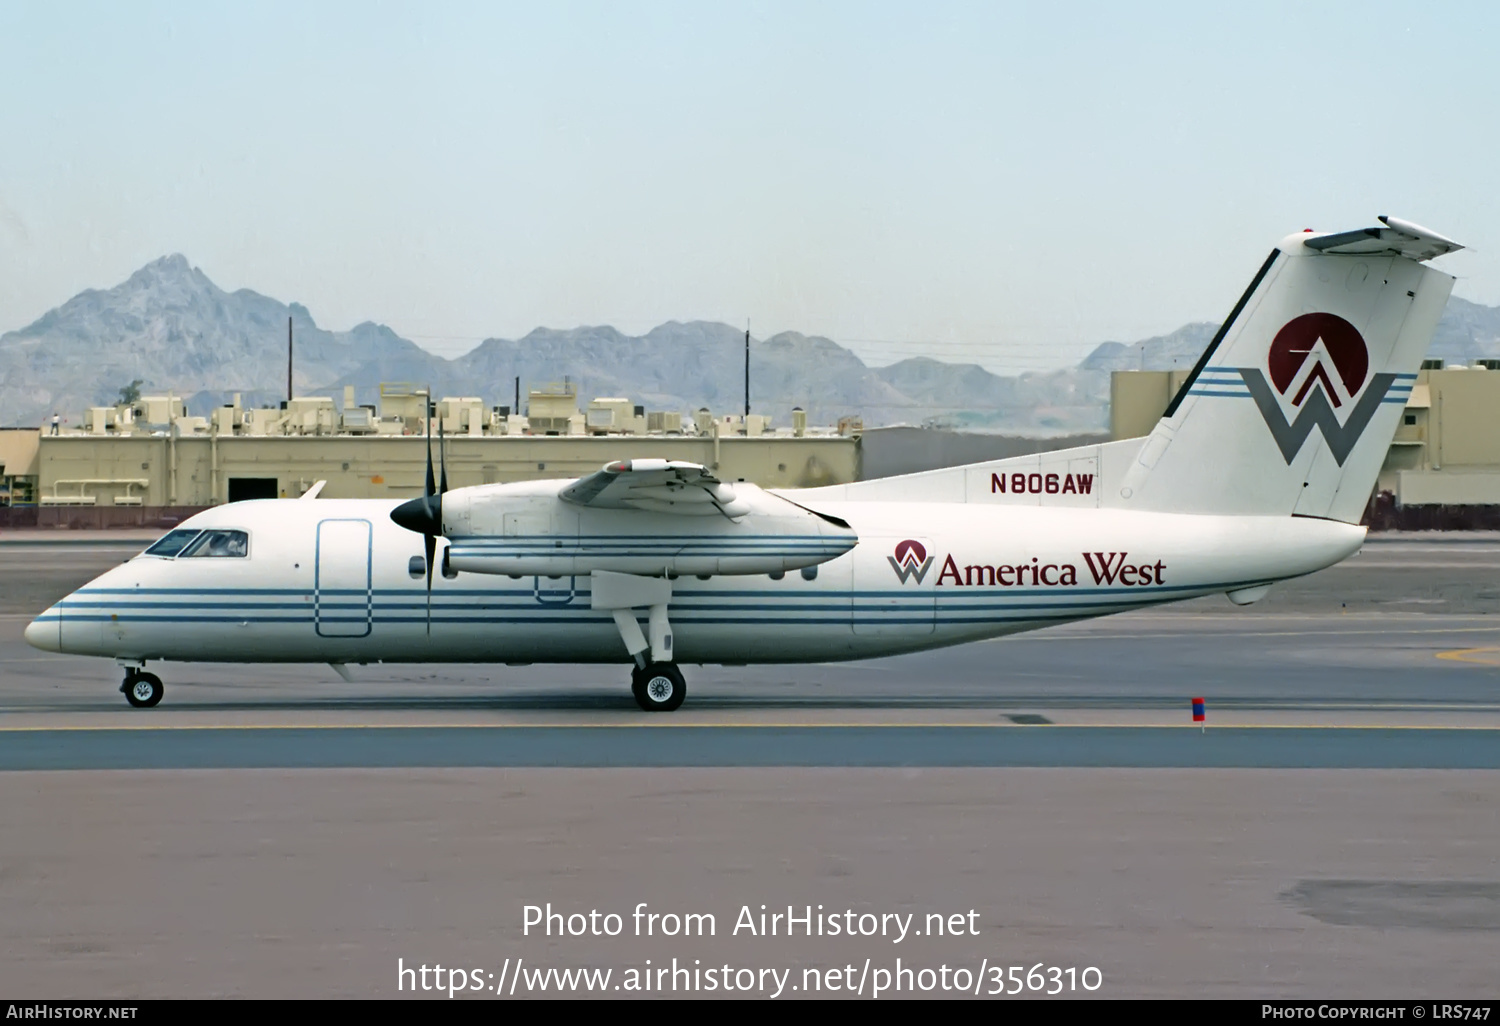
[300,480,327,500]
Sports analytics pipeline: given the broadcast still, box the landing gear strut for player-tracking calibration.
[121,670,164,708]
[631,662,686,712]
[591,570,688,713]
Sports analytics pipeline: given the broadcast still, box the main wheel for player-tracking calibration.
[123,671,164,708]
[631,662,686,712]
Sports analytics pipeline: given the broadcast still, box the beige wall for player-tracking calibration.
[1425,369,1500,468]
[0,428,40,478]
[1111,367,1500,506]
[1109,370,1192,440]
[1397,470,1500,505]
[37,434,860,507]
[1375,369,1500,500]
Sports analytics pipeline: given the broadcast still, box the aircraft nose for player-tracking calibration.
[24,612,61,653]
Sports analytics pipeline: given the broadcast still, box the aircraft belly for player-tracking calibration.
[96,577,1228,665]
[105,576,1236,665]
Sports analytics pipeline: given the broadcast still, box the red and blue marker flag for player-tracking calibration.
[1191,698,1206,722]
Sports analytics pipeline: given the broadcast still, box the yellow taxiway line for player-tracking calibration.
[1436,646,1500,666]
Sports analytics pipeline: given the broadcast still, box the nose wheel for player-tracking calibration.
[121,671,164,708]
[631,663,686,712]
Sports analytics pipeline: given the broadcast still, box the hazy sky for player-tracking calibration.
[1,2,1495,372]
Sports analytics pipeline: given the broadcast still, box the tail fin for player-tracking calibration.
[1119,217,1460,522]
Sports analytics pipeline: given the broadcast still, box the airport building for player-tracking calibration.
[12,366,1500,530]
[1110,361,1500,527]
[0,382,860,526]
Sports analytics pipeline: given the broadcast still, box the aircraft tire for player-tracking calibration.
[631,663,686,713]
[123,671,164,708]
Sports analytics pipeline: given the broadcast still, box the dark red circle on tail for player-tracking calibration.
[893,540,926,566]
[1268,313,1368,400]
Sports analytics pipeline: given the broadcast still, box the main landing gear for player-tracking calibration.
[121,668,164,708]
[631,662,686,713]
[591,570,688,713]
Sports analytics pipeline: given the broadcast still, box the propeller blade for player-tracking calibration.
[439,419,448,495]
[424,388,435,498]
[424,533,436,636]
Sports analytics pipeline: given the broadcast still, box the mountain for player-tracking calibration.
[0,255,1064,429]
[1068,294,1500,381]
[3,255,1498,432]
[1078,323,1219,372]
[0,255,431,424]
[872,359,1110,433]
[1428,296,1500,364]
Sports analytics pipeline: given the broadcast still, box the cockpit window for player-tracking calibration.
[179,529,249,558]
[144,529,202,557]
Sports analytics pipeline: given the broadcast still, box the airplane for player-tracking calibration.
[25,216,1463,711]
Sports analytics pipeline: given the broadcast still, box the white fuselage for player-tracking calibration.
[26,494,1364,666]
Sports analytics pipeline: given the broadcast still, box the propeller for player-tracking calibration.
[390,390,446,634]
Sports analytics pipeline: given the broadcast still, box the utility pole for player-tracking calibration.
[744,321,750,427]
[287,316,294,404]
[514,376,520,415]
[167,390,177,506]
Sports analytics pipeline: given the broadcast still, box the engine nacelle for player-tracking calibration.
[439,479,857,578]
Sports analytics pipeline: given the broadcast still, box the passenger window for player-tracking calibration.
[144,529,201,557]
[179,529,250,558]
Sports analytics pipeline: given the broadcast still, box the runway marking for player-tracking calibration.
[1435,646,1500,667]
[0,722,1497,733]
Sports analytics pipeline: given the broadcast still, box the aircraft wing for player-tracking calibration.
[559,459,751,517]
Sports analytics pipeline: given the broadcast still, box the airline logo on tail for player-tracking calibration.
[1238,313,1396,466]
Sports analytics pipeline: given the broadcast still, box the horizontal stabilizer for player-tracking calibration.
[1303,215,1463,261]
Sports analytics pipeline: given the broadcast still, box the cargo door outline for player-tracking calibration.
[852,536,937,635]
[315,518,373,637]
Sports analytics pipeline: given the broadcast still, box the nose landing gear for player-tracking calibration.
[121,670,164,708]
